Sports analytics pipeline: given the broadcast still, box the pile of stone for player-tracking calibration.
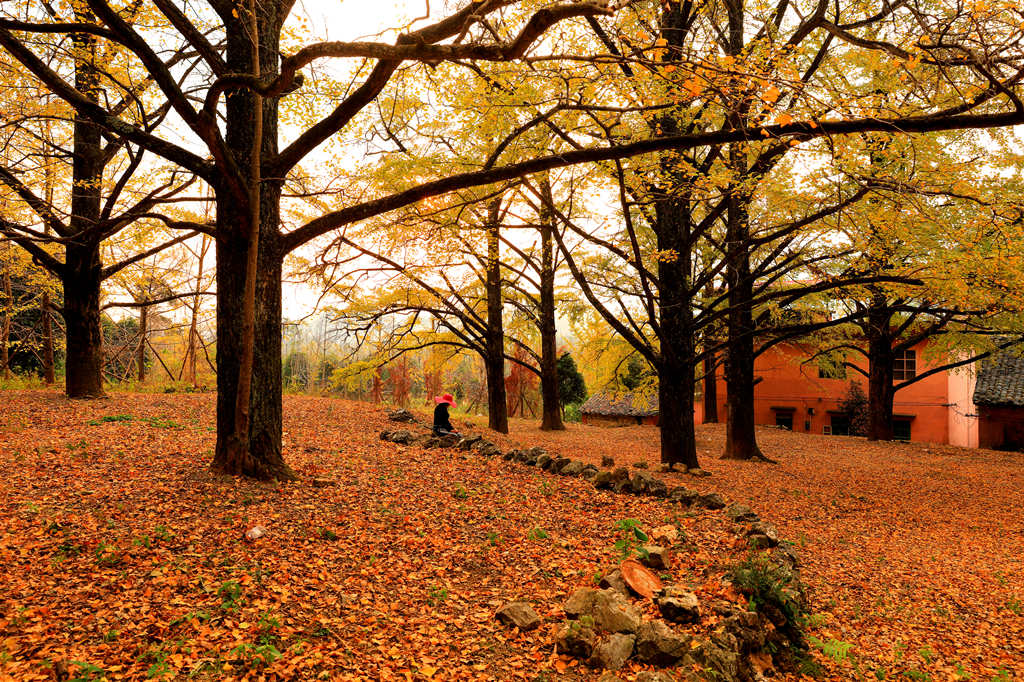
[725,503,784,551]
[493,551,800,681]
[378,428,735,512]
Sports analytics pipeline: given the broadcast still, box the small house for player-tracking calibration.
[973,352,1024,451]
[580,390,659,427]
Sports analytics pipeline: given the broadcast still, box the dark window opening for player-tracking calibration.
[775,413,793,430]
[893,419,912,441]
[830,414,851,436]
[893,350,917,381]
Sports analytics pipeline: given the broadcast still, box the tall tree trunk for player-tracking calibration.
[41,291,55,384]
[866,297,895,441]
[185,235,208,387]
[538,178,563,431]
[484,197,509,434]
[702,348,718,423]
[62,242,104,397]
[212,197,291,479]
[654,196,700,470]
[63,19,105,398]
[721,186,764,460]
[210,6,294,480]
[1,246,10,380]
[136,304,147,382]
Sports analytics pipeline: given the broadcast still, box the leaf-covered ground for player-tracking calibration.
[1,391,1021,680]
[485,415,1024,680]
[2,391,766,681]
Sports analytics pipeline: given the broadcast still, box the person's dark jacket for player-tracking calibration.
[433,403,454,434]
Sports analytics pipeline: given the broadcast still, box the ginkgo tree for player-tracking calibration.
[2,0,1024,479]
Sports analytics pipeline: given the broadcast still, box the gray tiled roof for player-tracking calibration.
[973,352,1024,407]
[580,390,659,417]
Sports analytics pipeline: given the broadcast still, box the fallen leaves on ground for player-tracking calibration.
[1,391,762,681]
[485,415,1024,680]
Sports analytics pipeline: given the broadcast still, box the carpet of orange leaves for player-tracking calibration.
[487,415,1024,680]
[0,390,1020,681]
[2,391,754,681]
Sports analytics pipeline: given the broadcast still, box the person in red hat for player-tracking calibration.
[432,393,460,437]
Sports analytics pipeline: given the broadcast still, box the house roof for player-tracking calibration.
[580,389,659,417]
[973,352,1024,408]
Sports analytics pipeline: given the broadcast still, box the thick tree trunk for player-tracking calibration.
[538,180,563,431]
[63,23,105,399]
[41,292,55,384]
[184,236,207,387]
[62,243,104,398]
[210,8,294,480]
[484,198,509,433]
[866,299,895,441]
[136,304,147,382]
[212,201,292,479]
[702,349,718,423]
[1,248,10,380]
[722,189,764,460]
[654,197,700,470]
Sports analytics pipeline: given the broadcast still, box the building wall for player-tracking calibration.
[978,406,1024,450]
[947,365,979,448]
[699,340,971,445]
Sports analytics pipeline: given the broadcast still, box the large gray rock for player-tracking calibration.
[629,471,655,494]
[598,569,629,596]
[477,443,503,457]
[684,635,740,680]
[550,457,571,473]
[657,587,700,624]
[726,503,759,523]
[526,446,548,459]
[592,470,614,489]
[564,588,641,634]
[561,460,586,477]
[457,435,482,451]
[746,521,780,548]
[697,492,727,510]
[580,465,600,481]
[387,408,416,422]
[722,611,766,652]
[587,633,635,670]
[495,602,541,631]
[668,486,700,505]
[556,624,598,659]
[436,433,460,448]
[601,455,615,467]
[590,590,642,634]
[634,620,690,665]
[564,587,599,618]
[536,454,554,470]
[646,477,669,497]
[640,546,671,570]
[389,430,414,445]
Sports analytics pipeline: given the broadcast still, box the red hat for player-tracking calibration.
[434,393,456,407]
